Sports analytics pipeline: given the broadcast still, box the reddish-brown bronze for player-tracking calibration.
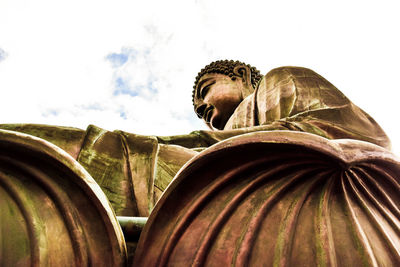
[0,61,397,266]
[0,129,126,266]
[193,62,390,150]
[134,131,400,266]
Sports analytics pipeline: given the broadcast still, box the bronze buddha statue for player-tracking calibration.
[193,60,389,148]
[0,60,391,218]
[1,60,398,266]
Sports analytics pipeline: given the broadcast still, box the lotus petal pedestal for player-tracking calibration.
[0,130,126,266]
[134,131,400,266]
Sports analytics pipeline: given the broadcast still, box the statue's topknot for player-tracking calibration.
[192,60,262,113]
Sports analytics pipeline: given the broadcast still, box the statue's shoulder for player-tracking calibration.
[261,66,344,93]
[259,66,324,90]
[265,66,319,78]
[255,66,321,98]
[224,67,316,129]
[258,66,348,110]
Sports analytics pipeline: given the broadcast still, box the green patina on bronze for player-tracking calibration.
[0,186,30,263]
[316,177,330,267]
[272,170,322,267]
[134,131,400,266]
[1,61,397,266]
[340,193,371,266]
[0,64,391,217]
[0,129,127,266]
[0,124,86,158]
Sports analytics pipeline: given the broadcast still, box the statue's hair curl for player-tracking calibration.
[192,60,262,110]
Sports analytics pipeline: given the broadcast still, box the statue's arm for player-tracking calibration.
[155,122,295,149]
[0,123,86,159]
[156,132,215,148]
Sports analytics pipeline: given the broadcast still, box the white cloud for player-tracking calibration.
[0,0,399,153]
[0,47,7,62]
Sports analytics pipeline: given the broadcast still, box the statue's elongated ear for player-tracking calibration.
[233,64,252,87]
[233,64,254,98]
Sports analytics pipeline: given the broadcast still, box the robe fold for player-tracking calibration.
[224,66,390,149]
[0,67,390,216]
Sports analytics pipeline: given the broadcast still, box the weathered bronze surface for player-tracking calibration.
[0,129,126,266]
[134,131,400,266]
[0,60,397,266]
[193,61,390,149]
[0,124,199,218]
[0,63,391,220]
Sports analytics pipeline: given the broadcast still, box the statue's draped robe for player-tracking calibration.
[225,67,390,149]
[0,124,200,217]
[0,67,390,217]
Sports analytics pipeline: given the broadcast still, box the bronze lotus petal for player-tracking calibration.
[134,131,400,266]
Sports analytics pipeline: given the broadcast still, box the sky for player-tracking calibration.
[1,0,400,154]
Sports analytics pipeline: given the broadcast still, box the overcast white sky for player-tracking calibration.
[1,0,400,153]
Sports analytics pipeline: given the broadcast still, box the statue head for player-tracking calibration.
[193,60,262,130]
